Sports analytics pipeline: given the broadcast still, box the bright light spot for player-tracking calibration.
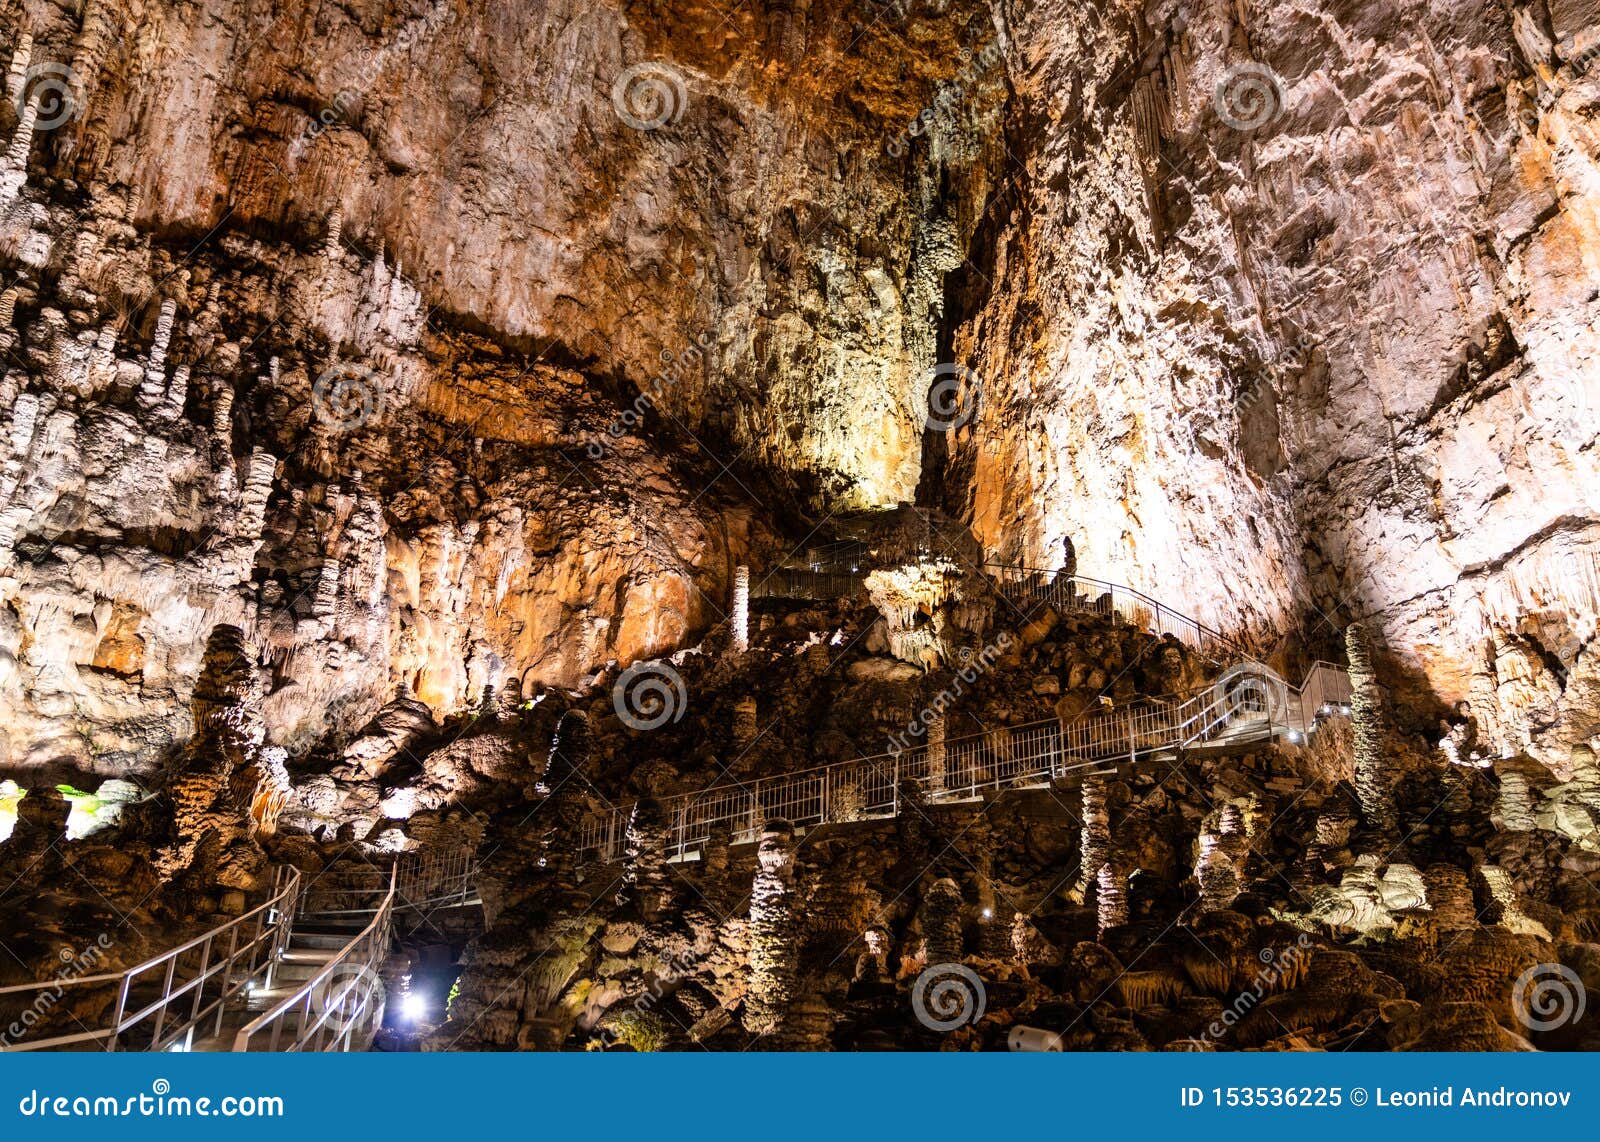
[402,992,428,1021]
[981,907,993,920]
[0,781,23,844]
[166,1041,188,1053]
[1287,731,1303,743]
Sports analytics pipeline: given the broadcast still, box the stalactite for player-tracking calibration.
[1347,622,1397,834]
[745,819,797,1036]
[729,564,749,654]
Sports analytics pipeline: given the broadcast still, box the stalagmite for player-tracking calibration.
[324,209,344,260]
[1347,623,1397,834]
[745,819,797,1036]
[1492,768,1536,832]
[148,298,177,374]
[0,299,17,353]
[927,714,946,795]
[919,876,965,964]
[4,34,31,109]
[237,449,277,538]
[312,558,341,619]
[732,695,757,744]
[1424,864,1478,931]
[2,93,39,198]
[730,564,749,654]
[1073,774,1110,901]
[1097,860,1130,933]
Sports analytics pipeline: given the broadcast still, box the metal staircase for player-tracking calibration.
[0,850,479,1052]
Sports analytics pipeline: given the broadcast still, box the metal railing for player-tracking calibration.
[578,662,1349,863]
[0,867,301,1052]
[749,567,867,601]
[984,565,1245,663]
[230,865,396,1052]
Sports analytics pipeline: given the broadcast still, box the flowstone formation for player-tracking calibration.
[0,0,1597,1056]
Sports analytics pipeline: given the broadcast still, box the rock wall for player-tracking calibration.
[944,0,1600,765]
[1,0,1597,778]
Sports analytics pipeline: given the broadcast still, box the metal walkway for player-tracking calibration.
[577,661,1352,864]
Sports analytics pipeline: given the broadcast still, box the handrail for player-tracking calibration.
[230,865,396,1052]
[0,866,301,1052]
[577,662,1350,863]
[982,564,1247,663]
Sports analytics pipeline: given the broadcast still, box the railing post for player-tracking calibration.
[107,975,131,1051]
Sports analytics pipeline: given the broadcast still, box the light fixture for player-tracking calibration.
[981,907,993,920]
[402,992,428,1021]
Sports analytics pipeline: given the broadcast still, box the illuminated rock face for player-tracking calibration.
[0,5,1597,819]
[945,1,1600,766]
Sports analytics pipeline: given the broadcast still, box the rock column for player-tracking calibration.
[730,564,749,654]
[745,819,797,1036]
[1347,623,1397,834]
